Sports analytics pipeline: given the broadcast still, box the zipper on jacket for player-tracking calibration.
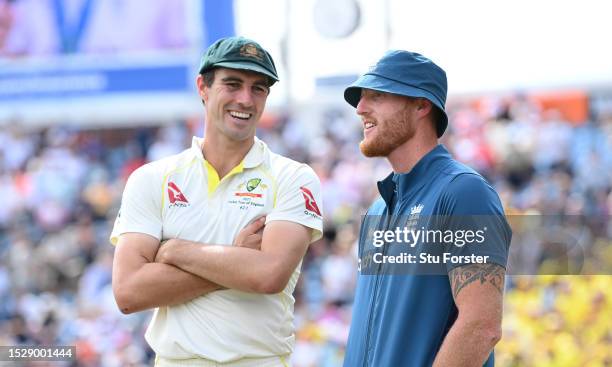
[362,200,395,366]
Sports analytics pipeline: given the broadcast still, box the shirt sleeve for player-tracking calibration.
[265,164,323,243]
[437,173,512,272]
[109,164,163,245]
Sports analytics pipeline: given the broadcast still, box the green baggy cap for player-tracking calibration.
[199,36,279,84]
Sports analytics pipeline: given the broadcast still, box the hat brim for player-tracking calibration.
[344,73,448,137]
[212,61,279,83]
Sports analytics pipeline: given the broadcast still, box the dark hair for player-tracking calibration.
[198,69,216,106]
[200,69,216,87]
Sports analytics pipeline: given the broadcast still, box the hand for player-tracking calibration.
[233,216,266,250]
[155,239,177,264]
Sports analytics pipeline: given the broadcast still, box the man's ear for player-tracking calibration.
[416,98,433,116]
[196,75,208,102]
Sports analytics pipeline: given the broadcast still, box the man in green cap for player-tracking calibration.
[111,36,323,366]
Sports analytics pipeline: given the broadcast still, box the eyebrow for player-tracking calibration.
[253,80,269,88]
[221,76,244,83]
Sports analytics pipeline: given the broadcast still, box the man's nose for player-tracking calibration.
[235,87,254,107]
[356,97,369,116]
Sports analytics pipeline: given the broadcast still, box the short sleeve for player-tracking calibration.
[266,165,323,243]
[109,164,163,245]
[437,173,512,272]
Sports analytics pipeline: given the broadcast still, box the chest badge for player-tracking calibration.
[247,178,261,192]
[410,204,424,216]
[406,203,424,229]
[230,178,267,208]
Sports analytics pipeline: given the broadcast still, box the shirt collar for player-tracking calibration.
[394,144,451,196]
[190,136,268,168]
[377,144,451,202]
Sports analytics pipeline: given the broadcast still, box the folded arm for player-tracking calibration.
[112,232,222,314]
[156,220,312,294]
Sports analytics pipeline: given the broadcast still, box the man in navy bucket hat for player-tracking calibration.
[343,51,512,366]
[344,50,448,137]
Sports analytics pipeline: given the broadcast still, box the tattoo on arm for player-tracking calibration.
[449,263,504,299]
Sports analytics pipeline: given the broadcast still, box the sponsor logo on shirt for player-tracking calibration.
[168,182,190,207]
[300,186,321,217]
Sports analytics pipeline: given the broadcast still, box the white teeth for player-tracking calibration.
[365,122,376,129]
[229,111,251,119]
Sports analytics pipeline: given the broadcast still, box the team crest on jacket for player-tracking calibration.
[406,203,424,229]
[300,186,321,217]
[168,182,190,207]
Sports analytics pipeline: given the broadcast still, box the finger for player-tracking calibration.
[245,216,266,233]
[242,234,262,248]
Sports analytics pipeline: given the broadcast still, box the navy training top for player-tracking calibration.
[343,145,512,367]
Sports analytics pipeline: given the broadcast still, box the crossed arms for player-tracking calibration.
[112,217,312,314]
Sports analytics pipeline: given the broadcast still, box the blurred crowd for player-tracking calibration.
[0,94,610,366]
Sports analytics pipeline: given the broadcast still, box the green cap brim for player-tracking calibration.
[213,61,279,84]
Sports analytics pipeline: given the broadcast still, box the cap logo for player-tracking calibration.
[240,43,263,61]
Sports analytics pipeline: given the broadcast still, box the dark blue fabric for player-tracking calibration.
[344,50,449,136]
[344,145,511,367]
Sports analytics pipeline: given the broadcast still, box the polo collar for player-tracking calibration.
[190,136,268,168]
[393,144,451,198]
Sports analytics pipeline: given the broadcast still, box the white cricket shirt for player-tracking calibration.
[110,136,323,362]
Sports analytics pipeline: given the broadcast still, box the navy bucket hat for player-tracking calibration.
[344,50,448,137]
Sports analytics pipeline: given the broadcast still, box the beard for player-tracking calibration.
[359,106,415,157]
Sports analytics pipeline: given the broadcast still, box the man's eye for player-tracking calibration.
[226,83,240,89]
[253,86,268,95]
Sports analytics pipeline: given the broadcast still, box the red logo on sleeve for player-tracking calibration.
[300,186,321,216]
[168,182,189,204]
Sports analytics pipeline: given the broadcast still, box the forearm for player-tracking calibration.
[161,240,290,294]
[114,261,221,314]
[433,317,500,367]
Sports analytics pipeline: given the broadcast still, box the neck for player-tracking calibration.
[387,130,438,174]
[202,134,254,179]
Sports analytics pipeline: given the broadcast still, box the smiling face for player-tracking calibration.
[356,89,419,157]
[198,68,270,143]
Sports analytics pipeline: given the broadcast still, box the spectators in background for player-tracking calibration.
[0,95,610,366]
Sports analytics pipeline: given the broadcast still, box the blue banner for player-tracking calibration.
[203,0,236,47]
[0,63,191,101]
